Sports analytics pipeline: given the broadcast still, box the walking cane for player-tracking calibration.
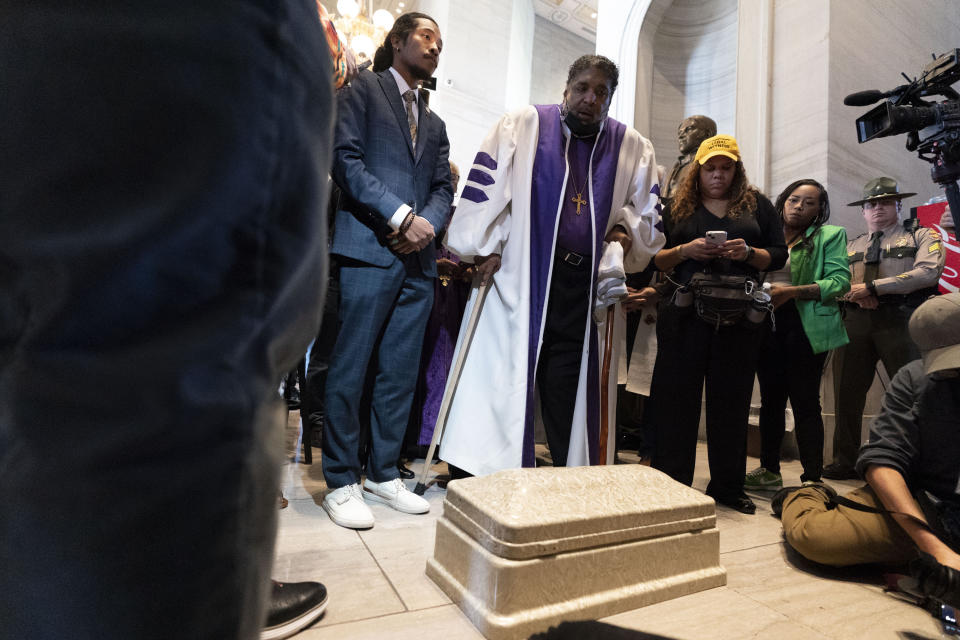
[598,304,616,465]
[414,278,490,495]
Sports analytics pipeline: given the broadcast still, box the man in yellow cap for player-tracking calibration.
[824,177,945,480]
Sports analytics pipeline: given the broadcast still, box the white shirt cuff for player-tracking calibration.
[389,204,412,231]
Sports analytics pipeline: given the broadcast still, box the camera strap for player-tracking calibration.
[827,492,960,554]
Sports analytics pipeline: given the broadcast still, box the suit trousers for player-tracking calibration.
[536,255,592,467]
[0,2,333,639]
[322,256,433,487]
[756,301,828,481]
[781,485,915,566]
[831,304,919,469]
[651,304,762,499]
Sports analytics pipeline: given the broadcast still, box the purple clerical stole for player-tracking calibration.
[556,136,596,255]
[520,105,626,467]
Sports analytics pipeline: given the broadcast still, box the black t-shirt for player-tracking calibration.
[857,360,960,506]
[661,192,787,284]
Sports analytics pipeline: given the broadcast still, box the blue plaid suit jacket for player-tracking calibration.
[330,69,453,276]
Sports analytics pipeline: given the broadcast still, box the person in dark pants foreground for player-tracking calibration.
[1,2,334,639]
[774,294,960,590]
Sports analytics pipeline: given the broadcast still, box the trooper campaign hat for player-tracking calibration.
[846,176,917,206]
[908,293,960,375]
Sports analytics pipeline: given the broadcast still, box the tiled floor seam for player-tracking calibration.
[729,587,840,639]
[357,531,410,612]
[719,539,785,556]
[308,603,459,631]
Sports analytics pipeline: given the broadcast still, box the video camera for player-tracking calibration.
[846,49,960,231]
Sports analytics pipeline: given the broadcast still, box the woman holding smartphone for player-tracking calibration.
[744,179,849,490]
[649,134,787,514]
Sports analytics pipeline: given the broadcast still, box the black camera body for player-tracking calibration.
[848,49,960,230]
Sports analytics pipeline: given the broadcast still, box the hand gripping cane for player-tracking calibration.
[414,279,490,495]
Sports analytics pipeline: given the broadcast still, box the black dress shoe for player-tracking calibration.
[285,388,301,411]
[822,463,858,480]
[262,580,327,640]
[708,491,756,515]
[396,460,415,480]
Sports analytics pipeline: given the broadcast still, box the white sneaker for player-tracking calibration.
[363,478,430,515]
[322,484,374,529]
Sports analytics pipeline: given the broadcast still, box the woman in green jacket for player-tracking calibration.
[745,179,850,489]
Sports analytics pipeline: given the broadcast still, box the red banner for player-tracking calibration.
[914,202,958,293]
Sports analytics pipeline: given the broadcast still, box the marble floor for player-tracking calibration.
[273,413,947,640]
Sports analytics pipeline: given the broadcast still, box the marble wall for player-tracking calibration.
[768,0,831,200]
[768,0,960,227]
[648,0,739,171]
[825,0,960,230]
[599,0,960,438]
[529,15,594,107]
[506,0,537,112]
[426,2,598,195]
[426,0,534,191]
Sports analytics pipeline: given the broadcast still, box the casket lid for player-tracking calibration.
[441,465,717,560]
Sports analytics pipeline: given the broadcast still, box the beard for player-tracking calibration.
[408,58,435,82]
[561,99,605,137]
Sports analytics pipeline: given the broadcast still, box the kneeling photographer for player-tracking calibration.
[772,294,960,609]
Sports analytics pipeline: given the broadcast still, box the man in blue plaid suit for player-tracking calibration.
[321,13,453,529]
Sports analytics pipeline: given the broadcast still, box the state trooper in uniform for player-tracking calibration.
[823,177,945,480]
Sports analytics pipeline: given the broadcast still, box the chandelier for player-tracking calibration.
[332,0,396,64]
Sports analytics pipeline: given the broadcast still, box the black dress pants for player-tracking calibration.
[536,254,591,467]
[651,304,762,499]
[756,301,828,481]
[303,263,341,441]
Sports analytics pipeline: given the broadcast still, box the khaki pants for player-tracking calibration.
[781,485,917,566]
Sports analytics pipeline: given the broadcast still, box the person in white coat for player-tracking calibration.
[438,55,665,476]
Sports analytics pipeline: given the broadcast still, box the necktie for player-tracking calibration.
[402,90,417,151]
[863,230,883,284]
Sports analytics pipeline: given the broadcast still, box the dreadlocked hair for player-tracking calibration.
[669,158,757,222]
[372,12,436,72]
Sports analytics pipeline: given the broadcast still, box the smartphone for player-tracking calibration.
[705,230,727,246]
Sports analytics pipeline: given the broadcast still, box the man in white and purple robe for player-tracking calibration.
[439,55,665,476]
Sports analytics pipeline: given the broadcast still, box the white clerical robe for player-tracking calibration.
[438,105,664,476]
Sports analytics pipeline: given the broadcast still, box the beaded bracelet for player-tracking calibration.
[399,211,416,235]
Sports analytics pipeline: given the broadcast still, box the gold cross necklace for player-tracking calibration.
[569,156,589,216]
